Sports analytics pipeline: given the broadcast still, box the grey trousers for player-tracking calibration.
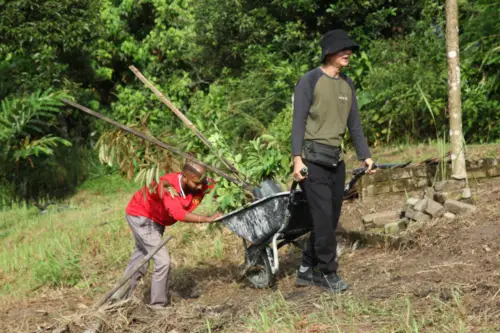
[124,214,171,306]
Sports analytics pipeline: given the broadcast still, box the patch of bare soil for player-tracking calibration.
[2,177,500,333]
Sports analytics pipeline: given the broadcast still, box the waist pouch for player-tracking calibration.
[302,140,342,168]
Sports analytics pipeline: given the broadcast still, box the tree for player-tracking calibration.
[445,0,467,180]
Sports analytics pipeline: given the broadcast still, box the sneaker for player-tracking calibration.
[315,272,349,292]
[146,304,169,311]
[296,265,315,286]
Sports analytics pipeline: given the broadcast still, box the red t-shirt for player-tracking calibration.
[126,172,213,226]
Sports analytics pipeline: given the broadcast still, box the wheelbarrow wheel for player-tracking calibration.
[245,246,275,288]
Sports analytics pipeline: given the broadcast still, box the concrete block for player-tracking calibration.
[412,167,427,178]
[468,169,487,179]
[434,180,466,192]
[466,159,484,169]
[365,185,375,196]
[414,177,430,188]
[406,197,419,206]
[414,198,428,212]
[362,174,376,186]
[444,212,456,219]
[433,190,462,204]
[424,187,435,200]
[374,183,391,194]
[425,199,445,218]
[372,171,390,182]
[483,158,498,167]
[487,166,500,177]
[444,199,477,215]
[405,207,431,222]
[362,211,400,226]
[391,169,413,180]
[391,179,413,193]
[384,219,408,234]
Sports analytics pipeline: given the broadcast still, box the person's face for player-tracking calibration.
[329,49,353,68]
[183,172,207,193]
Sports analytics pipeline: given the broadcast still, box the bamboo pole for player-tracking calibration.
[129,65,248,184]
[63,99,255,192]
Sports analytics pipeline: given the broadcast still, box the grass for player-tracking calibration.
[343,140,500,170]
[0,173,231,301]
[240,290,481,333]
[0,190,133,298]
[0,142,499,332]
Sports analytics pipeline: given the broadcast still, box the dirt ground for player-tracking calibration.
[1,177,499,333]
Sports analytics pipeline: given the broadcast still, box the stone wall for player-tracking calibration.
[359,158,500,201]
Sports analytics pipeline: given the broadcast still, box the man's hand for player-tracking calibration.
[183,211,223,223]
[209,212,224,222]
[362,158,376,174]
[293,156,307,182]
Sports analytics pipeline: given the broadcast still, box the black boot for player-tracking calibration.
[295,266,315,286]
[315,272,349,292]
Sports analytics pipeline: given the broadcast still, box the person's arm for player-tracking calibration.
[292,74,314,181]
[161,183,223,223]
[183,211,223,223]
[345,76,375,172]
[292,76,313,157]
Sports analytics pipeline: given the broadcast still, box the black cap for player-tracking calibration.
[320,29,359,62]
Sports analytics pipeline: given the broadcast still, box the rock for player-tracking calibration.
[362,211,400,226]
[384,219,408,234]
[444,212,456,219]
[424,187,435,200]
[405,207,431,222]
[406,197,420,206]
[425,199,445,218]
[444,199,477,215]
[414,198,428,212]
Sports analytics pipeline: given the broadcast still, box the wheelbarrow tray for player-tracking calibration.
[219,191,312,245]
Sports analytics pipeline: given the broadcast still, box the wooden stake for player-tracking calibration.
[94,235,172,308]
[129,65,249,184]
[63,99,255,192]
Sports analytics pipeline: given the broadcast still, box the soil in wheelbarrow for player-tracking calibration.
[2,177,500,332]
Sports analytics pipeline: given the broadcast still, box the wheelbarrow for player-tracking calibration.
[219,166,376,288]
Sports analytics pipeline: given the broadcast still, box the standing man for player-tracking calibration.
[292,29,375,292]
[123,160,222,308]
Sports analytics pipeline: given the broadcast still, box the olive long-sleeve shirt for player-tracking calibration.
[292,68,371,161]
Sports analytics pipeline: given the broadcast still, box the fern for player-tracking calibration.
[13,136,71,162]
[0,88,71,172]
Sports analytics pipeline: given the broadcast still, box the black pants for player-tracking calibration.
[300,160,346,274]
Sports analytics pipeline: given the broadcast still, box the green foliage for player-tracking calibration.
[33,251,82,288]
[0,89,71,173]
[1,0,499,207]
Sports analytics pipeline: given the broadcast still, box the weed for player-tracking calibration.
[33,251,82,288]
[213,234,224,260]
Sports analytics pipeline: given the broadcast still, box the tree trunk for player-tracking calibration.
[445,0,467,180]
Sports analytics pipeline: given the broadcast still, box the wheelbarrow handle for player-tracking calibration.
[343,163,378,196]
[290,167,308,191]
[290,167,308,206]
